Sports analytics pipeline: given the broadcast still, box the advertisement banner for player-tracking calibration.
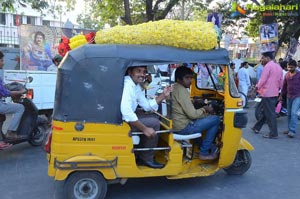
[19,25,92,71]
[259,23,278,53]
[286,37,300,61]
[207,12,222,28]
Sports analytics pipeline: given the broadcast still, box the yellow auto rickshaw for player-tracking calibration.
[45,44,253,199]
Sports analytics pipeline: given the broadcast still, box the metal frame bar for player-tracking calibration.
[54,157,118,170]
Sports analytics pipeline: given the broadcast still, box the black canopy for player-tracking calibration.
[53,44,230,124]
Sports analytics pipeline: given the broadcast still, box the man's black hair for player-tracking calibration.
[288,59,297,67]
[182,63,188,67]
[0,51,3,59]
[125,65,147,75]
[34,31,46,44]
[262,51,274,60]
[52,55,62,63]
[175,66,193,82]
[280,61,287,70]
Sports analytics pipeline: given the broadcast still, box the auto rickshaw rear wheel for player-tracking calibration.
[223,150,252,175]
[64,171,107,199]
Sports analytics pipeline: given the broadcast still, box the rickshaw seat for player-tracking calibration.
[173,133,202,160]
[172,133,202,140]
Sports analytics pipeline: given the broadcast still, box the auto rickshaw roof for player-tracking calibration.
[53,44,230,124]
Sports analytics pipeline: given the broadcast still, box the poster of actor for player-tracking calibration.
[19,25,57,71]
[19,25,94,71]
[259,23,278,53]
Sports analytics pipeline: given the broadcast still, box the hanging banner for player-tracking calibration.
[207,12,222,28]
[259,23,278,53]
[286,37,300,60]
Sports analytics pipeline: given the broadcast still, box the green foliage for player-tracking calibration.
[91,0,123,27]
[0,0,49,12]
[76,13,103,30]
[81,0,185,26]
[77,0,214,28]
[245,12,262,38]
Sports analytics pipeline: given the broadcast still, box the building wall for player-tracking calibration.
[0,47,19,79]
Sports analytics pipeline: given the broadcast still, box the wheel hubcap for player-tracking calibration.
[74,178,98,199]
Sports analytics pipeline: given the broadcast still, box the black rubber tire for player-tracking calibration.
[239,92,248,108]
[255,102,264,121]
[64,171,107,199]
[223,150,252,175]
[28,126,45,146]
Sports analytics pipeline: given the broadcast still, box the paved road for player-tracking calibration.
[1,104,300,199]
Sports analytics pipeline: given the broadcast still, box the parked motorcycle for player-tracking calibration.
[254,97,287,121]
[0,77,48,146]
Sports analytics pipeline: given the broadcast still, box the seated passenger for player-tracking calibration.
[172,66,220,160]
[120,66,172,169]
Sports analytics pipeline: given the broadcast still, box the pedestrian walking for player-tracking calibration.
[251,52,283,139]
[280,60,300,138]
[237,61,251,98]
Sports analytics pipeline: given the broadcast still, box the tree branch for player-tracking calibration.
[153,0,165,13]
[146,0,154,21]
[156,0,180,20]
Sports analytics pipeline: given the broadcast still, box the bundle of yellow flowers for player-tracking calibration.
[95,19,218,50]
[69,35,88,50]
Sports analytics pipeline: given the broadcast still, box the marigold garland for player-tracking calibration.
[95,19,218,50]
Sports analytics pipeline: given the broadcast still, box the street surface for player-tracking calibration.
[1,103,300,199]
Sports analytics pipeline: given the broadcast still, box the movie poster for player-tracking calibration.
[19,25,92,71]
[259,23,278,53]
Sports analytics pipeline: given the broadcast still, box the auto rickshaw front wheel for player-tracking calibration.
[223,150,252,175]
[64,171,107,199]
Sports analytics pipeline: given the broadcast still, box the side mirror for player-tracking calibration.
[27,76,33,83]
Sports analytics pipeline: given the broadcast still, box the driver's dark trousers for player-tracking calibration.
[130,113,160,162]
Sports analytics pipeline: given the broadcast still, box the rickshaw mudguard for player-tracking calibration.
[53,155,118,181]
[238,137,254,151]
[218,137,254,168]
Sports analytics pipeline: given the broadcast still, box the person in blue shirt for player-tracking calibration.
[255,63,263,82]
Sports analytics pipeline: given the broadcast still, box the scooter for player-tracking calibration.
[0,78,48,146]
[254,97,287,121]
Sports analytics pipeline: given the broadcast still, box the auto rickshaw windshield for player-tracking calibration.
[228,69,240,98]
